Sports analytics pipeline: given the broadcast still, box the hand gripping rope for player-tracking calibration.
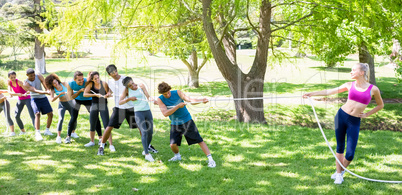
[159,95,402,183]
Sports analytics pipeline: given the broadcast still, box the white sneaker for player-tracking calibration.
[71,133,79,138]
[19,131,26,135]
[168,155,182,161]
[109,145,116,152]
[145,154,155,162]
[208,160,216,168]
[35,131,43,141]
[84,141,95,147]
[9,132,16,136]
[43,130,53,136]
[334,173,344,184]
[331,171,345,180]
[56,136,62,144]
[142,151,146,155]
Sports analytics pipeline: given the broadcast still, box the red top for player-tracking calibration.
[9,79,30,100]
[348,81,373,105]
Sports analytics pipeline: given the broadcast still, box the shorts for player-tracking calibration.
[31,97,53,115]
[170,119,203,146]
[107,107,137,129]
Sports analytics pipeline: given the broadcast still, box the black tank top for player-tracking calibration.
[91,81,107,105]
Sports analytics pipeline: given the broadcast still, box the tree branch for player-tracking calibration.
[271,35,313,47]
[271,7,316,33]
[247,0,261,38]
[197,52,208,74]
[97,18,201,30]
[181,58,193,71]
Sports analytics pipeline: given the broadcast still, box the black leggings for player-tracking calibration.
[89,103,109,136]
[69,100,101,137]
[0,101,14,127]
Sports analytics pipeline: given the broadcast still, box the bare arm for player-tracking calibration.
[139,83,157,104]
[83,82,101,98]
[23,81,49,95]
[177,90,208,105]
[38,74,49,91]
[303,83,349,98]
[156,97,186,117]
[68,83,84,99]
[49,89,62,102]
[359,86,384,118]
[119,88,136,105]
[7,82,21,97]
[103,81,112,98]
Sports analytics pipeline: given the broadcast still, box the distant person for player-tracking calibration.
[23,68,53,141]
[83,71,113,148]
[7,71,35,136]
[304,63,384,184]
[45,74,76,144]
[0,90,14,136]
[119,77,156,162]
[97,65,157,155]
[156,82,216,168]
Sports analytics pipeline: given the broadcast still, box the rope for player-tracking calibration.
[307,97,402,183]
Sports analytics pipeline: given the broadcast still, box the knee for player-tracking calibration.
[345,152,355,161]
[48,112,53,117]
[35,113,41,118]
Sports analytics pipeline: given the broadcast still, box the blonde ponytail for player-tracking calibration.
[358,63,370,82]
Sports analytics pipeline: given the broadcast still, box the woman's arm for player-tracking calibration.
[103,81,112,98]
[303,83,349,98]
[119,88,136,105]
[83,82,101,98]
[8,82,22,97]
[139,83,157,104]
[359,86,384,118]
[49,89,64,102]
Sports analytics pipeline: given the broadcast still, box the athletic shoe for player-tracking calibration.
[71,133,79,138]
[65,137,71,144]
[208,160,216,168]
[142,151,146,155]
[84,141,95,147]
[56,136,62,144]
[148,144,158,153]
[98,140,102,146]
[331,171,345,180]
[168,155,182,161]
[19,131,26,135]
[145,154,155,162]
[109,145,116,152]
[9,132,16,136]
[43,130,53,136]
[97,147,104,155]
[35,131,43,141]
[334,173,344,184]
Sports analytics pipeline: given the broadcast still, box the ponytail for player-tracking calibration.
[358,63,370,82]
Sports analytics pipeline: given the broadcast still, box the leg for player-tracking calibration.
[198,141,211,156]
[99,106,111,145]
[25,99,36,127]
[14,99,25,131]
[343,120,361,168]
[89,104,100,143]
[170,143,179,154]
[35,112,41,130]
[135,111,150,154]
[3,101,14,132]
[334,111,347,173]
[57,102,66,136]
[46,112,53,129]
[68,100,80,136]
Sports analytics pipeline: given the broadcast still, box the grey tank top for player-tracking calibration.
[25,75,46,98]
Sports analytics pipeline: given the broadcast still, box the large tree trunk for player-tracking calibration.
[34,0,46,74]
[202,0,271,123]
[181,50,208,88]
[359,42,376,85]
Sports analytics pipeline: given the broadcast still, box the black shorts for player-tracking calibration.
[107,107,137,129]
[170,119,203,146]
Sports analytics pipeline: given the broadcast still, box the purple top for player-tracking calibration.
[348,81,373,105]
[9,79,30,100]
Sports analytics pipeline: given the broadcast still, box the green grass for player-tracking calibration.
[1,117,402,194]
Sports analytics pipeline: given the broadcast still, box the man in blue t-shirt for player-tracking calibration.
[156,82,216,168]
[66,71,102,144]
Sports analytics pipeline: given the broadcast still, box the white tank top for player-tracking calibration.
[128,87,150,112]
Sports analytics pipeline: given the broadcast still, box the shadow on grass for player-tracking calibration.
[1,117,401,194]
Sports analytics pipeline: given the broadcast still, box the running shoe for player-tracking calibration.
[148,144,158,153]
[334,173,344,184]
[145,154,155,162]
[97,147,104,155]
[65,137,71,144]
[331,171,345,180]
[35,131,43,141]
[109,145,116,152]
[208,160,216,168]
[19,131,26,135]
[43,130,53,136]
[9,132,16,136]
[71,133,79,138]
[168,155,182,161]
[56,136,62,144]
[84,141,95,147]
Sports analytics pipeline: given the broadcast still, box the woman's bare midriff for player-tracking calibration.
[341,100,368,117]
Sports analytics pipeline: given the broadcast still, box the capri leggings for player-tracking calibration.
[14,99,35,130]
[89,103,109,136]
[0,101,14,126]
[335,108,361,161]
[135,110,154,154]
[57,101,75,132]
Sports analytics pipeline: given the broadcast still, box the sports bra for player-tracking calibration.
[9,79,30,100]
[55,83,67,98]
[348,81,373,105]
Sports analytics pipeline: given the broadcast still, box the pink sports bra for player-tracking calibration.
[348,81,373,105]
[9,79,30,100]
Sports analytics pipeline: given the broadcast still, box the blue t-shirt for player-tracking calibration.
[159,90,192,125]
[68,78,91,101]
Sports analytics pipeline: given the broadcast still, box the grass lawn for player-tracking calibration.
[1,118,402,194]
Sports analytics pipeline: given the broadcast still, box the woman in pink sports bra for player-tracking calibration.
[304,63,384,184]
[7,71,36,136]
